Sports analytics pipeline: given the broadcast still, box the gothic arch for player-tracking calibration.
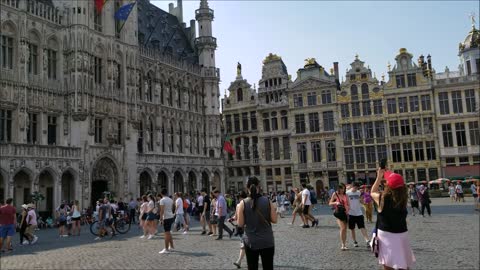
[47,36,59,50]
[201,171,210,191]
[139,170,153,196]
[13,169,33,208]
[37,169,56,212]
[35,166,59,186]
[60,167,78,203]
[173,170,184,193]
[91,156,120,206]
[1,20,17,36]
[27,28,41,44]
[157,170,169,194]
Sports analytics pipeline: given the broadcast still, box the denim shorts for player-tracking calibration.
[0,224,15,238]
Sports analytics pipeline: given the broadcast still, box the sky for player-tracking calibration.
[151,0,480,96]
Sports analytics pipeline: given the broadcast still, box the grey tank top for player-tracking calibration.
[242,196,275,250]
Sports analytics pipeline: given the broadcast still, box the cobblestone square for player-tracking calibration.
[1,198,478,270]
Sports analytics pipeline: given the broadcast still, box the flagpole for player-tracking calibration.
[117,0,137,33]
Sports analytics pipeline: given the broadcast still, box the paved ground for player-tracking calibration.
[0,197,478,270]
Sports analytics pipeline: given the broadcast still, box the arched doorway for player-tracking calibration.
[139,171,152,196]
[38,170,55,213]
[173,171,184,193]
[157,171,168,194]
[13,171,32,208]
[315,179,324,200]
[202,171,210,192]
[187,171,196,196]
[213,171,221,192]
[0,172,5,203]
[61,171,75,203]
[91,157,118,207]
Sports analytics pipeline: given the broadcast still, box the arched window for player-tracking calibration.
[147,74,153,102]
[160,82,164,104]
[178,87,182,108]
[169,82,173,106]
[179,125,183,153]
[361,83,369,99]
[1,22,16,69]
[137,121,144,153]
[351,85,358,101]
[162,123,166,152]
[148,118,154,152]
[196,127,200,154]
[189,128,193,154]
[237,88,243,102]
[170,122,174,152]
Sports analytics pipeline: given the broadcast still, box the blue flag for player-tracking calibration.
[114,2,135,21]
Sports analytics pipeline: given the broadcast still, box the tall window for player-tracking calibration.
[354,147,365,163]
[387,98,397,114]
[237,88,243,102]
[364,122,374,139]
[242,112,249,131]
[342,124,352,141]
[271,112,278,131]
[465,89,476,113]
[326,140,336,162]
[309,112,319,132]
[350,85,358,101]
[423,117,433,134]
[28,43,38,75]
[451,91,463,113]
[26,113,38,144]
[94,119,103,143]
[469,121,480,145]
[389,120,399,137]
[361,83,369,99]
[244,137,250,160]
[250,112,257,130]
[414,142,424,161]
[426,141,436,160]
[377,145,387,161]
[273,138,280,160]
[351,102,361,117]
[400,119,410,136]
[374,121,385,138]
[407,73,417,87]
[353,123,363,140]
[116,63,122,89]
[311,141,321,162]
[321,90,332,104]
[373,100,382,115]
[307,92,317,106]
[344,148,354,165]
[0,109,12,142]
[295,114,306,134]
[94,56,102,84]
[297,143,307,164]
[455,122,467,147]
[341,104,350,118]
[409,96,419,112]
[362,101,371,116]
[396,74,406,88]
[403,143,413,162]
[366,146,376,163]
[47,116,57,145]
[264,138,271,161]
[234,114,240,132]
[116,121,122,145]
[442,124,453,147]
[94,10,103,32]
[421,95,431,111]
[262,113,270,132]
[293,94,303,107]
[1,35,14,69]
[411,118,421,135]
[466,60,471,75]
[225,115,232,133]
[438,92,449,115]
[253,136,259,159]
[391,143,401,162]
[282,137,290,159]
[398,97,408,113]
[323,111,334,131]
[235,137,241,159]
[47,49,57,79]
[281,111,288,130]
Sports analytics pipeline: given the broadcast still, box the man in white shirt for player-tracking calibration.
[471,182,478,203]
[158,189,175,254]
[301,183,317,228]
[173,193,184,231]
[196,191,206,235]
[346,182,370,247]
[455,182,465,202]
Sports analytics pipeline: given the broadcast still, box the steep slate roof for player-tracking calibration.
[137,0,197,63]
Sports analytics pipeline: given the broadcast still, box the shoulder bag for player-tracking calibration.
[333,192,347,221]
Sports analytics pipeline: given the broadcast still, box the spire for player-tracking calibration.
[200,0,209,9]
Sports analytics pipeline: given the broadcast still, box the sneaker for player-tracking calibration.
[169,247,175,252]
[22,240,30,245]
[94,237,102,241]
[341,245,349,251]
[302,224,310,228]
[183,231,188,234]
[31,236,38,244]
[287,222,293,225]
[139,235,146,239]
[147,234,154,240]
[365,240,370,247]
[159,249,169,254]
[207,232,213,235]
[354,241,359,247]
[201,231,206,235]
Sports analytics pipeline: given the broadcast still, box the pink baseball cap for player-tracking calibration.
[384,171,405,189]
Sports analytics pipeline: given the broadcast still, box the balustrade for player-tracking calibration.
[0,143,81,159]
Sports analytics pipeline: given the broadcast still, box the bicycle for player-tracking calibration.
[90,211,131,236]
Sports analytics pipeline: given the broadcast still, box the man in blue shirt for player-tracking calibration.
[213,190,234,240]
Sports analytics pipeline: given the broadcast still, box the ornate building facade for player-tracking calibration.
[223,24,479,193]
[0,0,223,213]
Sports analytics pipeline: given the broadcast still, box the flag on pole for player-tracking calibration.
[95,0,107,14]
[223,135,235,155]
[114,2,136,21]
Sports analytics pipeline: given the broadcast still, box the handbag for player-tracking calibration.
[333,192,347,221]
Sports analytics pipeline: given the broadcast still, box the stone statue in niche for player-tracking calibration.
[155,83,161,97]
[144,81,149,100]
[280,94,288,104]
[145,129,151,151]
[43,49,48,72]
[113,63,119,80]
[20,42,29,64]
[156,128,162,146]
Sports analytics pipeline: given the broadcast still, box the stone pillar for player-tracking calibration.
[167,172,174,195]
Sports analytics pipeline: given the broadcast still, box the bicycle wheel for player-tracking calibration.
[90,221,100,236]
[115,218,131,234]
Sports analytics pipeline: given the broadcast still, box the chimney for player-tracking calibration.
[177,0,183,23]
[333,62,340,90]
[169,3,174,13]
[427,54,432,72]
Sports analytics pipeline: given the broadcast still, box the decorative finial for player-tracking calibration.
[253,83,256,90]
[470,12,476,28]
[387,62,391,71]
[381,73,385,81]
[355,54,359,60]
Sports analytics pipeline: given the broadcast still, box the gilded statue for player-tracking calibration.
[304,58,316,66]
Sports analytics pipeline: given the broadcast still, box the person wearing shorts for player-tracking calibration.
[346,183,370,247]
[0,198,16,252]
[159,189,175,254]
[289,188,305,225]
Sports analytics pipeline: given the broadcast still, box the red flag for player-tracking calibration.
[223,135,235,155]
[95,0,107,13]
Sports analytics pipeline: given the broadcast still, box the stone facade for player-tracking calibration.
[0,0,223,213]
[222,25,480,193]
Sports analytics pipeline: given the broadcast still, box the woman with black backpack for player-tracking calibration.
[329,183,350,250]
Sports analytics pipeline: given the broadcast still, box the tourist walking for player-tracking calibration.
[213,189,234,240]
[197,190,206,234]
[128,198,137,224]
[173,193,185,232]
[24,204,38,244]
[470,181,478,204]
[362,186,373,223]
[417,185,431,217]
[371,169,416,270]
[347,183,370,247]
[455,182,465,202]
[56,202,69,237]
[408,184,420,216]
[19,204,28,245]
[275,192,285,218]
[329,184,350,250]
[301,183,318,228]
[145,194,157,239]
[139,196,148,238]
[448,183,456,202]
[237,176,277,270]
[0,198,16,252]
[71,200,81,236]
[232,191,247,269]
[210,191,218,236]
[158,189,175,254]
[289,188,306,226]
